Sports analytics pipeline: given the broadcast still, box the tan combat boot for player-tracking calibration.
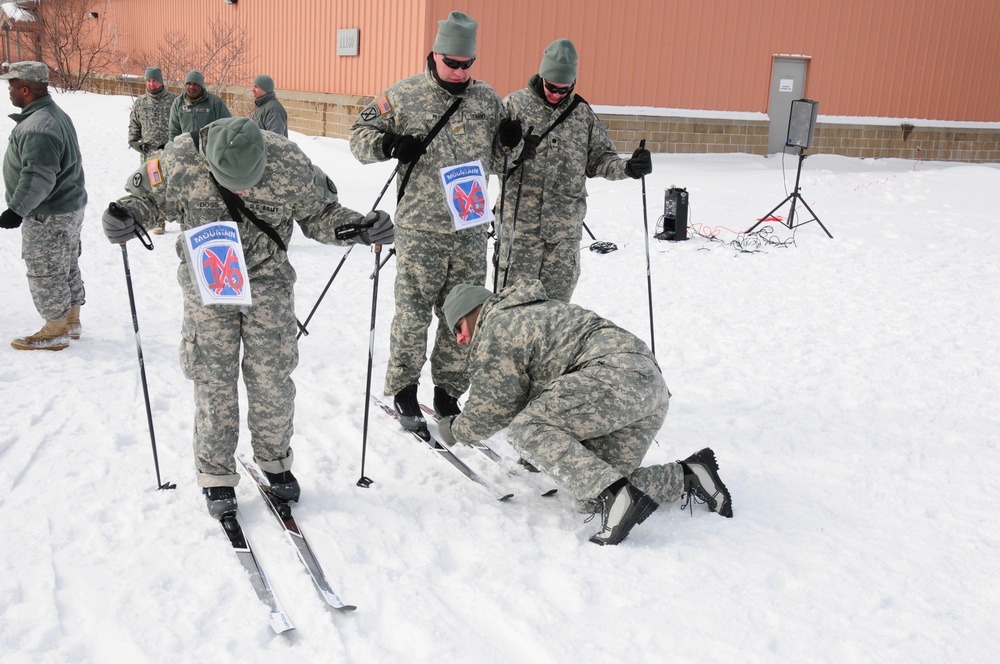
[11,318,71,351]
[67,305,82,340]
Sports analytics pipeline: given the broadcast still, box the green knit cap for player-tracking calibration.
[253,74,274,93]
[443,284,493,332]
[144,67,163,83]
[538,38,578,84]
[205,118,267,191]
[432,10,478,58]
[184,70,205,87]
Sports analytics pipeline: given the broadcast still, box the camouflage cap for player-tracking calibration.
[0,61,49,83]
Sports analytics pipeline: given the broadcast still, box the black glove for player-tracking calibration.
[381,132,426,163]
[102,202,142,244]
[519,132,541,162]
[335,210,394,246]
[437,415,462,446]
[497,118,523,150]
[625,147,652,178]
[0,208,23,229]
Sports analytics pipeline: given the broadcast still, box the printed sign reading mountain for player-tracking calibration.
[181,221,252,306]
[439,160,494,231]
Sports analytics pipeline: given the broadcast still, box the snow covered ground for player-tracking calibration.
[1,90,998,663]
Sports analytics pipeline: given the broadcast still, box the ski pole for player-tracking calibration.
[120,240,175,491]
[357,243,383,488]
[638,139,656,357]
[492,149,510,292]
[298,163,400,339]
[297,246,353,339]
[502,127,533,290]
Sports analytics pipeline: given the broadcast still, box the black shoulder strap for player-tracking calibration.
[506,93,587,180]
[192,130,287,252]
[396,96,464,203]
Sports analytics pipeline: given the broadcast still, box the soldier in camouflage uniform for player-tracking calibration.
[437,280,733,545]
[1,61,88,352]
[499,39,652,302]
[129,67,176,160]
[101,117,394,518]
[349,10,525,428]
[128,67,176,235]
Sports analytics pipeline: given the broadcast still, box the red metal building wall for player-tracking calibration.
[105,0,1000,122]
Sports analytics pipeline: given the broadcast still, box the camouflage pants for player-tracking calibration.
[507,352,681,504]
[178,264,298,487]
[498,230,581,302]
[20,208,86,321]
[385,225,487,397]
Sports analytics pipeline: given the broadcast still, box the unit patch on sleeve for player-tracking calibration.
[360,95,392,122]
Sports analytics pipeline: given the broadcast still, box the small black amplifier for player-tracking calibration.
[655,187,689,241]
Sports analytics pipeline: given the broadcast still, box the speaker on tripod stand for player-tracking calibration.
[745,98,832,238]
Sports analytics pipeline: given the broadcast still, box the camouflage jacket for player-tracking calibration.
[168,91,231,141]
[119,127,365,280]
[451,279,657,442]
[349,68,507,234]
[502,76,631,242]
[128,88,177,156]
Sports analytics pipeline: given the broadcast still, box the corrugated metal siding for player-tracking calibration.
[104,0,1000,122]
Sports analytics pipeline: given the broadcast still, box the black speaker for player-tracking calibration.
[786,99,818,149]
[656,187,688,241]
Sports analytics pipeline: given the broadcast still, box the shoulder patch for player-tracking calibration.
[146,159,163,186]
[360,95,392,122]
[132,172,143,188]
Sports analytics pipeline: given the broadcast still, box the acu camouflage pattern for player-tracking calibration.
[451,279,682,504]
[20,208,86,321]
[387,225,487,397]
[118,127,368,487]
[350,68,508,395]
[128,88,177,160]
[498,78,632,302]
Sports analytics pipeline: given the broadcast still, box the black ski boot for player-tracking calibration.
[203,486,238,519]
[433,386,462,418]
[679,448,733,518]
[263,469,301,503]
[588,478,659,546]
[394,383,426,433]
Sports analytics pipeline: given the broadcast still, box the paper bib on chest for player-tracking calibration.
[439,160,494,231]
[182,221,252,306]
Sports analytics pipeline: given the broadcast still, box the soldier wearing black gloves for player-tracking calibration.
[103,117,393,519]
[499,39,655,302]
[349,10,517,432]
[2,61,88,351]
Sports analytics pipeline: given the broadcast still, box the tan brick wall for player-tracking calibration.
[86,77,1000,163]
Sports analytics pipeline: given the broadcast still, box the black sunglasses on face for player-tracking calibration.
[441,55,476,70]
[453,319,463,335]
[544,81,574,95]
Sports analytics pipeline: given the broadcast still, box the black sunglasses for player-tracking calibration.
[453,319,463,335]
[544,81,574,95]
[441,55,476,70]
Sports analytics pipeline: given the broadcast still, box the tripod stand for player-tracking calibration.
[746,147,832,238]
